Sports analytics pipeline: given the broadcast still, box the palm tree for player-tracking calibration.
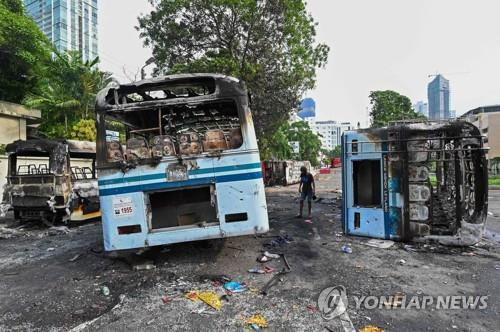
[23,50,113,138]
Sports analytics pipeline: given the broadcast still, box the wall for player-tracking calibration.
[487,114,500,159]
[0,117,26,146]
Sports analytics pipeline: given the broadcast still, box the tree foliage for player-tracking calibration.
[23,51,112,140]
[261,121,322,166]
[369,90,425,128]
[0,0,50,103]
[70,118,97,142]
[137,0,329,148]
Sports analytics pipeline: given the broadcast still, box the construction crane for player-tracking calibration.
[428,71,469,78]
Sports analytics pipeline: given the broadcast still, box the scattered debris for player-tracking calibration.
[224,281,247,293]
[101,286,110,296]
[363,239,394,249]
[197,291,222,311]
[68,254,81,262]
[263,251,280,259]
[47,247,55,252]
[398,259,406,265]
[161,295,171,304]
[133,262,156,271]
[282,254,292,270]
[495,264,500,270]
[403,244,420,252]
[265,235,293,248]
[258,255,270,263]
[48,226,70,235]
[248,266,275,274]
[341,244,352,254]
[0,226,22,239]
[199,274,231,283]
[261,268,290,295]
[185,291,199,302]
[244,314,268,328]
[304,219,313,224]
[359,325,385,332]
[307,304,318,312]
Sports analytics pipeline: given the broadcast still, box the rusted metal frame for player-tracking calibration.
[400,128,411,241]
[346,147,488,155]
[344,135,483,144]
[453,149,462,230]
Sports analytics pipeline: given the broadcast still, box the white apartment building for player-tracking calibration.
[311,120,352,150]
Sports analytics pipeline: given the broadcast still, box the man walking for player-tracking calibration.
[297,166,315,218]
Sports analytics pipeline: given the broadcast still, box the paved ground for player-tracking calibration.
[1,169,499,331]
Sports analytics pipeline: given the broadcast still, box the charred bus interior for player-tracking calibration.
[343,121,488,245]
[99,78,244,167]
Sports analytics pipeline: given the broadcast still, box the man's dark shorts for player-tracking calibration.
[300,191,313,202]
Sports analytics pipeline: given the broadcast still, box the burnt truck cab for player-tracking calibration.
[342,121,488,246]
[1,139,100,223]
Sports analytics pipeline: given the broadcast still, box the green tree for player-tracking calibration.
[262,122,293,161]
[288,121,322,166]
[70,119,97,141]
[24,51,112,140]
[137,0,329,151]
[0,0,50,103]
[369,90,425,128]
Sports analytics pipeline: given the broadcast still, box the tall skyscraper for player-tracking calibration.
[413,101,428,118]
[23,0,98,61]
[427,74,450,120]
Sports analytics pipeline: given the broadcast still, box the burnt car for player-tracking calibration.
[341,121,488,246]
[1,139,100,223]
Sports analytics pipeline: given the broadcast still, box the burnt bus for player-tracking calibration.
[95,74,268,251]
[1,139,100,223]
[342,121,488,246]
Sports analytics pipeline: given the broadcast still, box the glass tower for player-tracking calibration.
[427,74,450,121]
[23,0,98,61]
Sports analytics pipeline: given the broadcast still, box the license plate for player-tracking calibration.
[112,196,134,217]
[167,164,188,181]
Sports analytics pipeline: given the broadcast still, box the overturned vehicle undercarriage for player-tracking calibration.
[342,121,488,246]
[1,139,100,223]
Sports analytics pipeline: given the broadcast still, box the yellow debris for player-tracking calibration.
[359,325,385,332]
[244,314,268,328]
[197,291,222,311]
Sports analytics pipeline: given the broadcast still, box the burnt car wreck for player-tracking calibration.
[1,139,100,223]
[342,121,488,246]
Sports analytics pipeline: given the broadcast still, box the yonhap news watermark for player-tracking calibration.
[317,285,489,320]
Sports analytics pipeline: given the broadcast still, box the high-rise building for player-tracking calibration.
[311,120,352,150]
[427,74,450,120]
[23,0,98,61]
[413,101,428,118]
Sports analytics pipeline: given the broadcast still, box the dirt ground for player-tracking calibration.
[1,170,500,332]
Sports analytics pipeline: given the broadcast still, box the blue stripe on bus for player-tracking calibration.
[99,171,263,196]
[98,162,262,186]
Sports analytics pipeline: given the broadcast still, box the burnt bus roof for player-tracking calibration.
[6,139,96,158]
[348,120,482,138]
[95,73,248,112]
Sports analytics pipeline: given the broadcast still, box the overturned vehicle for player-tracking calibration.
[96,74,268,251]
[1,139,100,223]
[341,121,488,246]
